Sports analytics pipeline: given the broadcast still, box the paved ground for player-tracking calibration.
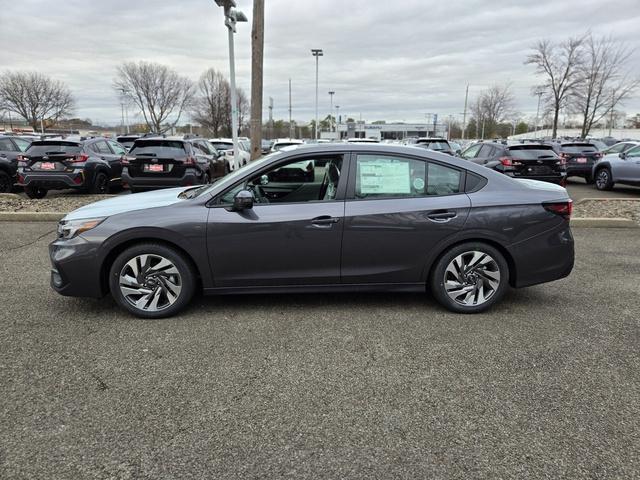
[566,177,640,201]
[0,223,639,479]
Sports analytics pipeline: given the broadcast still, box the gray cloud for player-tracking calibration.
[1,0,639,125]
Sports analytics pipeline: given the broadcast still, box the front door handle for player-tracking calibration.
[426,211,457,222]
[311,215,340,227]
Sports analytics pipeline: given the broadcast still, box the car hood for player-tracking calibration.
[64,187,190,221]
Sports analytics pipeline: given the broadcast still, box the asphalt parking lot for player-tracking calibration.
[565,177,640,201]
[1,222,639,479]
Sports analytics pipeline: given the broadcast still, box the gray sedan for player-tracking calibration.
[593,144,640,190]
[50,144,575,318]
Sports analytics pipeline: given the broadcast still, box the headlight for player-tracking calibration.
[57,217,106,239]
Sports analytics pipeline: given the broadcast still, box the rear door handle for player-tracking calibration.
[426,211,457,222]
[311,215,340,227]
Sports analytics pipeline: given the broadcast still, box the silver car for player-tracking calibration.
[593,144,640,190]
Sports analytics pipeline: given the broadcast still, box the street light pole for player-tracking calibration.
[534,87,544,139]
[311,49,323,140]
[335,105,340,141]
[328,90,335,139]
[215,0,247,162]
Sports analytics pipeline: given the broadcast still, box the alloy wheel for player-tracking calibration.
[119,254,182,312]
[443,251,501,306]
[596,170,609,189]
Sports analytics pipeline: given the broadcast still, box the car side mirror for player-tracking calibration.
[233,189,254,211]
[619,152,627,159]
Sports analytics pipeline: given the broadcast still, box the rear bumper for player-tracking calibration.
[123,167,202,189]
[566,164,595,177]
[508,221,574,288]
[18,171,87,190]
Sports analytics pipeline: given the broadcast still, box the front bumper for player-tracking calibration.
[19,170,86,190]
[49,235,104,298]
[123,167,202,190]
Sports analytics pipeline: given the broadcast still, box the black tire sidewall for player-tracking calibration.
[109,243,196,319]
[25,186,47,199]
[595,168,613,191]
[91,172,110,194]
[430,242,509,314]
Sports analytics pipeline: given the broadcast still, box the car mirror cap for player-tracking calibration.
[233,190,254,211]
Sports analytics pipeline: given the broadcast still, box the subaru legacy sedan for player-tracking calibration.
[50,144,574,318]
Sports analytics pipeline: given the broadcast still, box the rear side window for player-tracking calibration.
[354,154,461,199]
[93,141,112,154]
[26,142,82,155]
[507,147,557,159]
[478,144,495,156]
[129,140,187,157]
[13,138,31,152]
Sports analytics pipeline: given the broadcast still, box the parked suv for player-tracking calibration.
[548,142,602,183]
[17,137,126,198]
[459,142,566,185]
[0,135,33,192]
[123,137,221,193]
[209,138,250,172]
[592,144,640,190]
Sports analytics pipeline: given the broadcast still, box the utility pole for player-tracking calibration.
[534,87,545,139]
[335,105,340,141]
[250,0,264,160]
[311,49,323,140]
[462,84,469,140]
[288,78,293,138]
[268,97,273,139]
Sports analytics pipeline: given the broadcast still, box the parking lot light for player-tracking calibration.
[311,49,323,140]
[214,0,248,160]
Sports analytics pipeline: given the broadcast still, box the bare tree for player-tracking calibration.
[236,88,249,135]
[526,36,584,138]
[114,61,194,133]
[0,71,74,130]
[571,35,639,137]
[191,68,231,136]
[470,84,516,138]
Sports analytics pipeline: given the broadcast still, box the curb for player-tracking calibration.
[570,217,638,228]
[0,212,65,222]
[575,197,640,205]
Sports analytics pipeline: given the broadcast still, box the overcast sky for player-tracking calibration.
[2,0,639,126]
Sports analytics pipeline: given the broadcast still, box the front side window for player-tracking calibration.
[626,146,640,158]
[108,141,126,155]
[13,138,31,152]
[0,138,17,152]
[219,156,343,205]
[94,141,112,154]
[478,144,495,157]
[355,154,461,199]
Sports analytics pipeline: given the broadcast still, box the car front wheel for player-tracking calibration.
[90,172,110,194]
[430,243,509,313]
[109,243,196,318]
[595,168,614,191]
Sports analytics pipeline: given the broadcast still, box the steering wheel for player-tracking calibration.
[249,183,270,203]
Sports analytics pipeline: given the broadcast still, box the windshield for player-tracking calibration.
[210,142,233,151]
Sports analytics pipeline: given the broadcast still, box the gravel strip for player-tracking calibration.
[0,195,114,213]
[573,199,640,225]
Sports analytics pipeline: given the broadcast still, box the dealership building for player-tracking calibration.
[321,121,447,141]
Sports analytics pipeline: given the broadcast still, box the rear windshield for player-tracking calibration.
[561,143,597,153]
[416,140,450,150]
[273,142,302,150]
[210,142,233,151]
[508,146,557,159]
[27,142,82,155]
[129,140,187,157]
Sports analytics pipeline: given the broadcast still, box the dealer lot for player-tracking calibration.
[0,223,639,478]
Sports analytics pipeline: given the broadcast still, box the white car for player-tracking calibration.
[209,138,251,171]
[270,138,305,153]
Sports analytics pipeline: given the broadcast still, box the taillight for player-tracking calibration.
[17,155,28,167]
[74,154,89,162]
[543,200,573,219]
[499,156,513,166]
[184,156,196,166]
[557,157,567,166]
[123,156,134,166]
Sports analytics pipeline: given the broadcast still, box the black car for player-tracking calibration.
[122,137,223,193]
[547,142,602,183]
[17,137,127,198]
[459,142,566,185]
[0,135,33,193]
[414,138,455,155]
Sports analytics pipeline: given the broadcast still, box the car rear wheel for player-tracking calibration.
[0,171,12,193]
[24,186,47,199]
[430,243,509,314]
[595,168,614,191]
[90,172,110,194]
[109,243,196,319]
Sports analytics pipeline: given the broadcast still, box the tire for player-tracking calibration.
[109,243,196,319]
[430,242,509,314]
[90,172,110,194]
[0,171,12,193]
[595,167,614,191]
[24,185,47,199]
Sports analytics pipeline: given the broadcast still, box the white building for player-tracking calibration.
[321,122,447,141]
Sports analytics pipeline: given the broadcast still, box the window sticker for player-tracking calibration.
[359,160,410,194]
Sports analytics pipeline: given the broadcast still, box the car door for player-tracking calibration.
[206,153,347,287]
[92,140,119,179]
[617,146,640,183]
[341,152,470,284]
[107,140,126,179]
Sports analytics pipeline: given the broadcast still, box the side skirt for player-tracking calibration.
[203,283,425,296]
